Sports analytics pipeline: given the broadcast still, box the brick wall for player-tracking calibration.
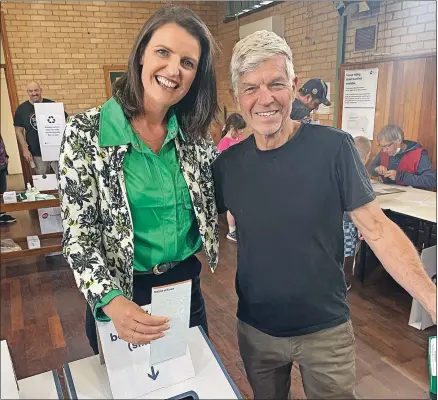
[3,0,436,132]
[216,1,339,127]
[345,0,436,62]
[2,1,218,116]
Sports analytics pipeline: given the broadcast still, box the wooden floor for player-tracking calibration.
[0,207,436,399]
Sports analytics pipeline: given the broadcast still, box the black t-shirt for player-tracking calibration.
[13,99,68,157]
[290,98,311,121]
[212,124,375,337]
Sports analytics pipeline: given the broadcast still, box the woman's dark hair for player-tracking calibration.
[112,5,219,142]
[221,113,246,138]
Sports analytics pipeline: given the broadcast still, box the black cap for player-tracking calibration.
[300,79,331,106]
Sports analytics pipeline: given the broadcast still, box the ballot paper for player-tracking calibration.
[150,280,192,366]
[371,181,406,196]
[96,304,195,398]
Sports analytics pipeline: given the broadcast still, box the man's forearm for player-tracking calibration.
[14,127,28,150]
[351,202,436,321]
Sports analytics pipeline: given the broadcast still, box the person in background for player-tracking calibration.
[370,124,436,190]
[0,134,16,224]
[59,5,220,354]
[217,113,246,242]
[290,78,330,121]
[14,81,68,176]
[343,136,371,290]
[213,30,436,399]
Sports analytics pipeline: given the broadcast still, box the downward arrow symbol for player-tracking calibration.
[148,366,159,381]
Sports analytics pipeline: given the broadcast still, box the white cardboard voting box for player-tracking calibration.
[17,371,63,399]
[409,245,437,330]
[62,326,241,399]
[1,340,20,399]
[1,340,62,399]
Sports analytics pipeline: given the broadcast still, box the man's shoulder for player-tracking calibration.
[16,100,31,111]
[212,135,251,170]
[303,124,351,142]
[43,98,55,103]
[218,135,251,157]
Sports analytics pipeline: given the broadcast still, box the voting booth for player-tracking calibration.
[1,341,63,400]
[62,325,241,399]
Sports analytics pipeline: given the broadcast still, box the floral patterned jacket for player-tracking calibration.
[58,105,220,312]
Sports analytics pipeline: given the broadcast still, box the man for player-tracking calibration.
[0,133,16,224]
[212,30,436,399]
[13,81,67,176]
[290,78,330,121]
[370,124,436,190]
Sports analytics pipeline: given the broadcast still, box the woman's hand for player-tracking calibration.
[102,296,169,344]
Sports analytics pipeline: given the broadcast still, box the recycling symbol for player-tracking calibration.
[47,116,56,124]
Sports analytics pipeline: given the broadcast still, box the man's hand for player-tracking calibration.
[22,148,32,162]
[375,165,388,176]
[102,295,169,345]
[383,170,397,181]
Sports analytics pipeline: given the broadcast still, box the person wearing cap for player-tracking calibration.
[290,78,331,121]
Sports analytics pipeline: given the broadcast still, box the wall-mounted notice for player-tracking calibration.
[341,68,379,140]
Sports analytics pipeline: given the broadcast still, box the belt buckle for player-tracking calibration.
[152,264,164,275]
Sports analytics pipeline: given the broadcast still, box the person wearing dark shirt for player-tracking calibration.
[369,124,436,190]
[212,30,437,399]
[0,134,16,224]
[290,78,330,121]
[13,81,67,176]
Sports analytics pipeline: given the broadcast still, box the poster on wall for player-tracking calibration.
[341,68,379,139]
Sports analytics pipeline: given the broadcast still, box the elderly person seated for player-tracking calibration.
[369,124,436,190]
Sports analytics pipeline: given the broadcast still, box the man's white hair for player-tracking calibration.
[230,30,295,95]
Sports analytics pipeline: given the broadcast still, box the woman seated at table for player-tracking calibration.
[369,124,436,190]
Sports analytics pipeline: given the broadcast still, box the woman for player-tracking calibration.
[217,113,246,242]
[59,5,220,354]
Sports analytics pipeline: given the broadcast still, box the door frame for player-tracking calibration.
[1,10,33,186]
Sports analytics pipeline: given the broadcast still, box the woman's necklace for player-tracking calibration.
[132,125,166,142]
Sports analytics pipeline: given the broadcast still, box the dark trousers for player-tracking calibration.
[85,255,208,355]
[0,167,6,216]
[0,166,7,194]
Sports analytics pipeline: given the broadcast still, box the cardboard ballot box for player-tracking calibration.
[62,326,241,399]
[430,336,437,399]
[1,340,62,399]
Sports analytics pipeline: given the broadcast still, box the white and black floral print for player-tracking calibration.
[59,105,220,312]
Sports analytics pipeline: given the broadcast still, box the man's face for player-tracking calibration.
[236,55,296,137]
[302,94,321,112]
[378,139,400,156]
[27,84,42,103]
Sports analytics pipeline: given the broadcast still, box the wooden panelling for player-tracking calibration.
[337,55,437,169]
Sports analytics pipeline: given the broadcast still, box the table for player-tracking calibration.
[0,190,62,260]
[1,340,63,399]
[358,184,437,283]
[62,326,241,399]
[374,184,436,223]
